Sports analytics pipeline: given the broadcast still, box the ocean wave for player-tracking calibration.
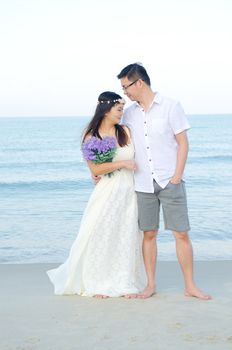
[1,239,232,264]
[0,160,83,168]
[0,179,92,190]
[189,155,232,163]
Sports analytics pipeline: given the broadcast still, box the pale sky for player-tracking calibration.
[0,0,232,117]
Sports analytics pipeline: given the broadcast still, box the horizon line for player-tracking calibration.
[1,113,232,118]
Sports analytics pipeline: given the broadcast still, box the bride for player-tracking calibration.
[47,91,146,298]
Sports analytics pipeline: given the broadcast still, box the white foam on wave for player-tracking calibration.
[158,239,232,261]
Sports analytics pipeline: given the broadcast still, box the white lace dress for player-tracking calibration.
[47,142,146,296]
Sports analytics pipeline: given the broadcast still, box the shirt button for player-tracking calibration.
[147,146,149,149]
[149,159,152,161]
[145,134,147,136]
[144,121,146,124]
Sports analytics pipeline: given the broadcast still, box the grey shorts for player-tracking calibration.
[136,180,190,232]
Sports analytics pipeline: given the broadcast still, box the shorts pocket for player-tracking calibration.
[166,181,184,199]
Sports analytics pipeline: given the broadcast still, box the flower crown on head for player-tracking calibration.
[98,98,126,105]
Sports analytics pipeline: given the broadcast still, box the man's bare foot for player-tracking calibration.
[94,294,109,299]
[137,286,156,299]
[185,287,212,300]
[123,293,138,299]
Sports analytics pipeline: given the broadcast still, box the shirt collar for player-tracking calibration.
[135,92,162,109]
[153,92,162,104]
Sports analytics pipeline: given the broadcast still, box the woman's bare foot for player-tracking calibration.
[123,293,138,299]
[94,294,109,299]
[185,287,212,300]
[137,286,156,299]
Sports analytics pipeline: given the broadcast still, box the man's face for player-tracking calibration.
[120,77,139,101]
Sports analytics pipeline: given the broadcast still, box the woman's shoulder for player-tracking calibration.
[82,132,93,143]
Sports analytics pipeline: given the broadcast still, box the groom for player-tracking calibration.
[117,63,211,300]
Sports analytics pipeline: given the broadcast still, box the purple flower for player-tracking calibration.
[82,136,117,163]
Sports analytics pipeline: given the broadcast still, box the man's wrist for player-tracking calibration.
[170,175,182,184]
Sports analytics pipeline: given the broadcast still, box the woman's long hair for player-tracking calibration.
[82,91,128,147]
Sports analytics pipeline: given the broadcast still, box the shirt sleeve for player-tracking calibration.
[169,102,191,135]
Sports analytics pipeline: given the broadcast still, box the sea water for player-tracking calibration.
[0,115,231,263]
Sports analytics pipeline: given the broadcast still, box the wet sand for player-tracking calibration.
[1,261,232,350]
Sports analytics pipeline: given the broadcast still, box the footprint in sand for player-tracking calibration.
[174,322,183,328]
[183,334,194,342]
[206,335,221,343]
[25,336,40,344]
[130,336,138,342]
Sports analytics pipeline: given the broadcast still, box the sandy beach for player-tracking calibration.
[1,261,232,350]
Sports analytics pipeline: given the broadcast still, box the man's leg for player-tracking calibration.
[136,186,161,299]
[173,231,211,300]
[138,230,158,299]
[160,181,211,300]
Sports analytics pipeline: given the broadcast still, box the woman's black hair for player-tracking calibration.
[82,91,128,147]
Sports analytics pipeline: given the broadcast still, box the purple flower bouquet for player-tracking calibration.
[82,136,117,177]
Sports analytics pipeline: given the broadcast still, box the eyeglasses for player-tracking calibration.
[122,79,139,91]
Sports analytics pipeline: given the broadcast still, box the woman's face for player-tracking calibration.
[104,103,124,124]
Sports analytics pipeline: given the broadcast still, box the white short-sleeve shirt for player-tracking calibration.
[122,92,190,192]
